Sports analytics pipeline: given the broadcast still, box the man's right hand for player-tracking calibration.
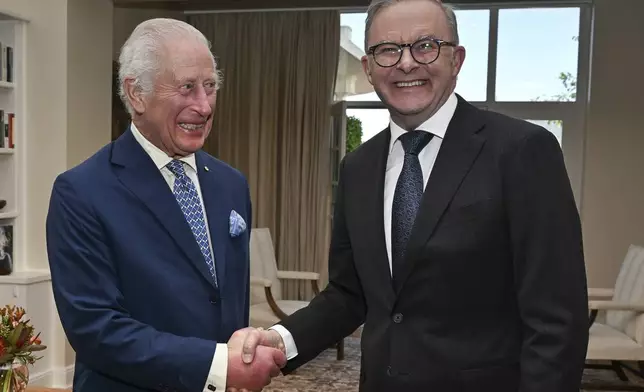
[226,328,286,391]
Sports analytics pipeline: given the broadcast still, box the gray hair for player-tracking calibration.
[117,18,222,116]
[364,0,459,52]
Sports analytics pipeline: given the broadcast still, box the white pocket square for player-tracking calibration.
[229,210,246,237]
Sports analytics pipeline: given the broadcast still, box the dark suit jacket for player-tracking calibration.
[46,129,252,392]
[279,96,589,392]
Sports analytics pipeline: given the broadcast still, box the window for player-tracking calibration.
[337,15,378,101]
[346,108,390,143]
[496,8,580,102]
[453,10,490,102]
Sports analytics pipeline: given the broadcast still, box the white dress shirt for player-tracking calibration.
[271,92,459,359]
[130,123,228,392]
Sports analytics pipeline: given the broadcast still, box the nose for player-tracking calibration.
[397,47,419,73]
[194,86,213,117]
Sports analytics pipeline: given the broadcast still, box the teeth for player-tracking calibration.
[179,123,205,131]
[396,80,425,87]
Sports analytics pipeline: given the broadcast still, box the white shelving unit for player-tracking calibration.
[0,13,26,278]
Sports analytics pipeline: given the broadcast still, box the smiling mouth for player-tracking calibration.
[178,123,206,132]
[395,80,427,88]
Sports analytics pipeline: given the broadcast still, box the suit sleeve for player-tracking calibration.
[46,175,219,392]
[503,128,589,392]
[279,157,367,372]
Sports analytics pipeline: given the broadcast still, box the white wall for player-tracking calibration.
[65,0,114,369]
[581,0,644,289]
[67,0,113,169]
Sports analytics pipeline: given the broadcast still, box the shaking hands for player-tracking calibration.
[226,327,287,392]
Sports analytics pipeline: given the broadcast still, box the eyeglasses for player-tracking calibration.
[367,38,457,68]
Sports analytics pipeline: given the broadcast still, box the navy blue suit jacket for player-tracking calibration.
[46,129,252,392]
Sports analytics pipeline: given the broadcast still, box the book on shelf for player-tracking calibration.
[0,110,14,149]
[0,42,12,83]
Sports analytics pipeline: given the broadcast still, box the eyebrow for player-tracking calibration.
[174,76,216,85]
[417,34,440,41]
[371,34,440,46]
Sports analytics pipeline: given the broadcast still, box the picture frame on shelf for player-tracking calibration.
[0,223,13,275]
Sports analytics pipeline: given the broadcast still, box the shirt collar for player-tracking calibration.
[130,122,197,172]
[388,92,458,154]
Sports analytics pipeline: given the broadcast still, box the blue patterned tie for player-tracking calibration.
[391,130,433,284]
[166,160,217,285]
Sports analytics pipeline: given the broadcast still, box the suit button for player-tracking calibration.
[392,313,403,323]
[387,366,396,376]
[210,299,218,304]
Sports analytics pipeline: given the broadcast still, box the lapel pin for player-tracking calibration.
[204,166,210,172]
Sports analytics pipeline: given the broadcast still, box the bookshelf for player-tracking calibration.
[0,13,25,278]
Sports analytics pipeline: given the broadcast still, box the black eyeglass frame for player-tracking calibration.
[367,38,458,68]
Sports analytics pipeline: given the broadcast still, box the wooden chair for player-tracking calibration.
[248,227,344,360]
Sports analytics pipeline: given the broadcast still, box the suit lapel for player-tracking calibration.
[394,99,486,294]
[110,129,217,290]
[355,129,396,308]
[195,151,229,292]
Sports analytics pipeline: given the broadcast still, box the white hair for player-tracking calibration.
[117,18,223,116]
[364,0,460,52]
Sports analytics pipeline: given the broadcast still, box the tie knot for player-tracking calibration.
[166,160,186,178]
[399,130,433,156]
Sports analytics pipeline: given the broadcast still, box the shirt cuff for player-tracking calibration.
[269,324,299,360]
[203,343,227,392]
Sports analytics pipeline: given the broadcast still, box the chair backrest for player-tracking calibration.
[606,244,644,343]
[249,228,282,305]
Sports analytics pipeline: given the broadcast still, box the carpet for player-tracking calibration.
[264,337,644,391]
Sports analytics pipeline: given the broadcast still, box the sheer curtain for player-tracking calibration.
[188,11,340,300]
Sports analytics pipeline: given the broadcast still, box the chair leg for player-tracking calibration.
[336,339,345,361]
[620,361,644,380]
[581,361,644,391]
[613,361,630,381]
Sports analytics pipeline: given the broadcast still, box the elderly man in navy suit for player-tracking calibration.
[46,18,285,392]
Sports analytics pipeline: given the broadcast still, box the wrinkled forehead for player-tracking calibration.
[159,38,217,80]
[369,1,451,45]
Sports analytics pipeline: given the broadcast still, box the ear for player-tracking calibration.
[361,55,374,85]
[123,78,147,114]
[451,46,466,77]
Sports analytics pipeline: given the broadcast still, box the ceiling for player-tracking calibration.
[112,0,372,11]
[112,0,547,11]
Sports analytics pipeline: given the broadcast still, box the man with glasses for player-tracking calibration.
[236,1,589,391]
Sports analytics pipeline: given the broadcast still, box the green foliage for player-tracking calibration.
[346,115,363,153]
[552,71,577,101]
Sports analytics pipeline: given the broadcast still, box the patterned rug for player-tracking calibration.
[264,337,644,391]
